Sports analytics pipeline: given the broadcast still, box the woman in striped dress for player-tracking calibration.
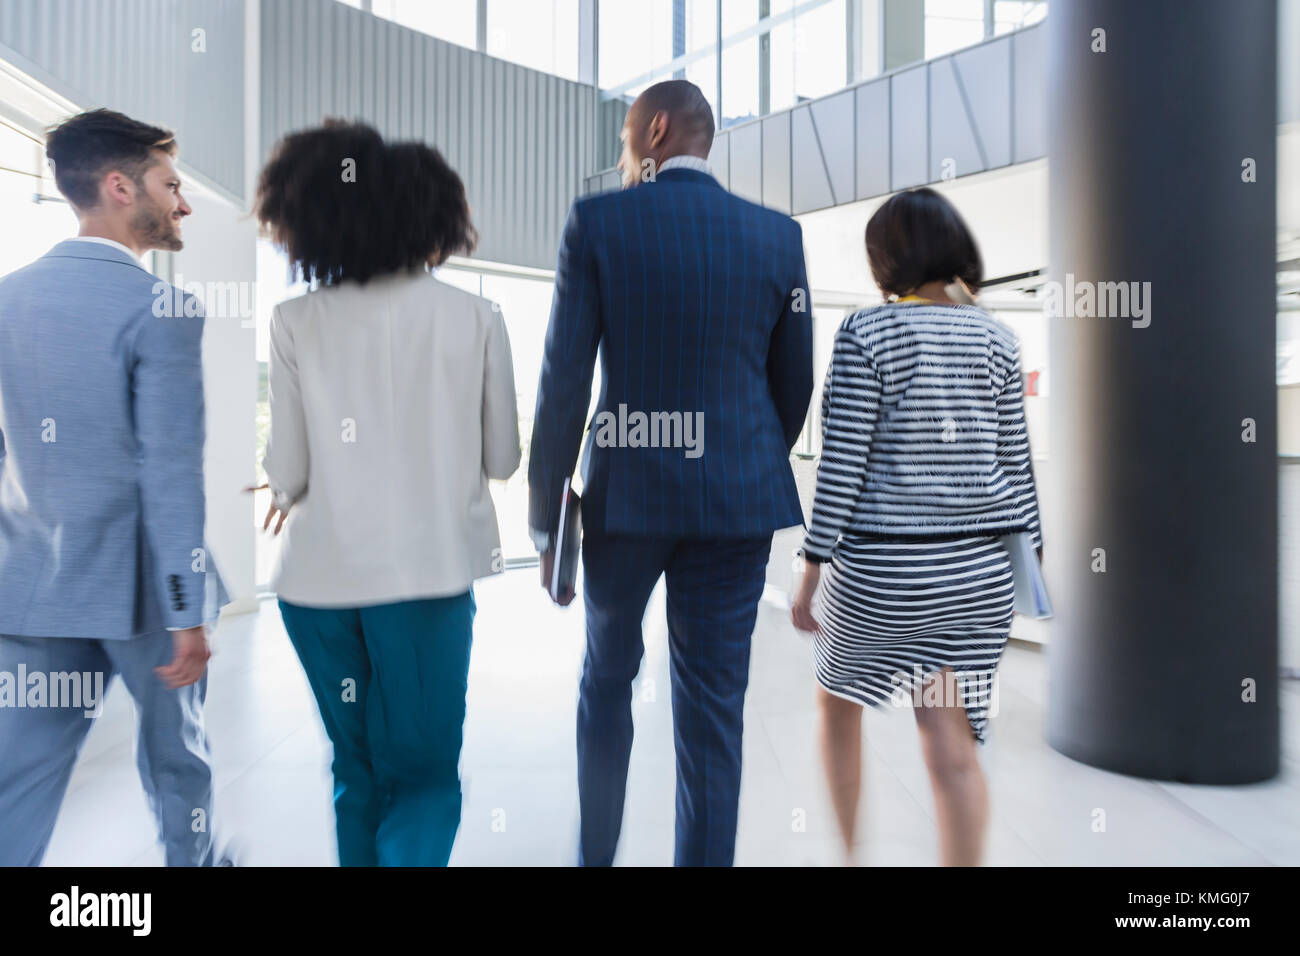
[790,187,1043,866]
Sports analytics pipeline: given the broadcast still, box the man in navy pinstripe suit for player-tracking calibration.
[528,80,813,866]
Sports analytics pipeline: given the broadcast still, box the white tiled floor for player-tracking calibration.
[42,569,1300,866]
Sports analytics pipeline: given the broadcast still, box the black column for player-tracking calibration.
[1046,0,1279,782]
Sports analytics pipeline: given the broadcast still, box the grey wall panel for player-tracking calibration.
[596,95,629,168]
[761,111,791,213]
[0,0,246,202]
[792,106,833,214]
[952,37,1011,169]
[260,0,598,270]
[261,0,282,172]
[890,64,927,190]
[928,57,983,182]
[1013,23,1046,163]
[729,120,762,204]
[809,90,855,206]
[855,77,890,199]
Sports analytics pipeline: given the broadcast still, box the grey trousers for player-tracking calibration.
[0,630,217,866]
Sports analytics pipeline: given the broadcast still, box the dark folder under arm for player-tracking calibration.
[550,480,581,603]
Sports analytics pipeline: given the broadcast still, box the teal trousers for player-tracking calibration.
[279,591,474,866]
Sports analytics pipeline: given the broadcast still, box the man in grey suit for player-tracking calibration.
[0,109,227,865]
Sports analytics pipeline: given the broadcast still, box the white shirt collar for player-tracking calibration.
[67,236,141,261]
[658,155,715,178]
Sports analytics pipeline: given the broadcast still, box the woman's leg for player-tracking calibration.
[359,590,475,867]
[278,601,381,866]
[817,684,864,861]
[912,668,988,866]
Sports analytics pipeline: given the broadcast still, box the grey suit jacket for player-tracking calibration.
[0,240,226,639]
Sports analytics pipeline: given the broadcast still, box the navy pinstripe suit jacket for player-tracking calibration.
[528,166,814,540]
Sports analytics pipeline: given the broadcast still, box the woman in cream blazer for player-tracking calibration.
[255,122,520,867]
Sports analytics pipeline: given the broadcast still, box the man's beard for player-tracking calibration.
[131,194,183,252]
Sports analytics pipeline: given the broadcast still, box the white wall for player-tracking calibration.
[796,158,1050,295]
[171,192,259,617]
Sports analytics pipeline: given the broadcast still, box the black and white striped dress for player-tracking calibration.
[802,301,1042,743]
[812,535,1014,742]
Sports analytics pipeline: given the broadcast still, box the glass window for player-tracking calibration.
[685,0,719,63]
[925,0,986,59]
[486,0,579,80]
[721,0,761,126]
[770,0,847,111]
[371,0,478,50]
[0,124,78,276]
[769,16,795,111]
[993,1,1047,35]
[683,0,719,117]
[793,0,847,101]
[598,0,675,90]
[599,0,719,96]
[721,35,760,127]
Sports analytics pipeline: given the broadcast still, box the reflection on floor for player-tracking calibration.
[43,569,1300,866]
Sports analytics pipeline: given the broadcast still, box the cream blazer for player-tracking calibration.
[263,270,521,607]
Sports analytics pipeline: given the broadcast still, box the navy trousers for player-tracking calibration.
[577,528,772,867]
[279,591,474,867]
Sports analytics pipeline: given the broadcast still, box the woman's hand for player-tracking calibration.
[791,559,822,634]
[244,483,290,536]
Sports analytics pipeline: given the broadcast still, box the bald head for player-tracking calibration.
[618,79,715,188]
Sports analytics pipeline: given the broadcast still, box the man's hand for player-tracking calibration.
[154,625,210,688]
[539,549,575,606]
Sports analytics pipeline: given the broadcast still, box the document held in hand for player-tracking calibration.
[550,480,582,604]
[1001,532,1053,619]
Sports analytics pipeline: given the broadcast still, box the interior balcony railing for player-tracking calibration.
[585,21,1048,213]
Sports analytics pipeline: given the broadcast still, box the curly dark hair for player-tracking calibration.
[865,187,982,298]
[45,108,177,210]
[254,119,477,285]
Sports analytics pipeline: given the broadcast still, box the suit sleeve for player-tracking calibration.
[802,325,881,563]
[528,202,601,538]
[996,342,1043,551]
[482,305,522,481]
[263,304,310,512]
[767,223,815,450]
[131,297,208,630]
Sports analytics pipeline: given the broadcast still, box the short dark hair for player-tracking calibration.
[254,120,477,286]
[45,108,177,209]
[865,187,983,297]
[635,79,715,147]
